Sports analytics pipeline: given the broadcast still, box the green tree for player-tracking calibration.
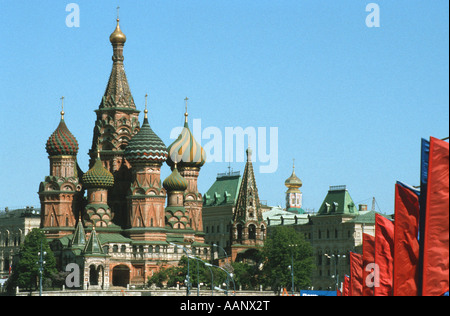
[7,228,57,292]
[147,256,228,291]
[262,226,315,293]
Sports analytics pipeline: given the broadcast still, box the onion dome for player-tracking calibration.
[163,165,188,192]
[109,19,126,44]
[46,110,79,156]
[124,100,168,164]
[285,160,302,190]
[166,99,206,169]
[82,156,114,189]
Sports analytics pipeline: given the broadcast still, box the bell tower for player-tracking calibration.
[285,159,304,214]
[231,147,266,261]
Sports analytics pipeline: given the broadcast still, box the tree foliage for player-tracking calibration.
[262,226,315,292]
[6,228,57,292]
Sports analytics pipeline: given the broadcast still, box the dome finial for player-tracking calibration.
[144,94,148,119]
[110,8,126,44]
[184,97,189,124]
[60,96,65,119]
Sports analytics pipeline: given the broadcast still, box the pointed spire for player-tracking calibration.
[234,145,263,222]
[246,145,253,162]
[100,15,135,110]
[71,217,86,247]
[83,226,104,255]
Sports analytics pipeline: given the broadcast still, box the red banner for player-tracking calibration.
[363,233,375,296]
[422,137,449,296]
[393,182,420,296]
[375,214,394,296]
[350,252,363,296]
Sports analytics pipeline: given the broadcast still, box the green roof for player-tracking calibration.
[203,173,242,207]
[97,233,132,244]
[348,211,392,224]
[317,185,358,216]
[83,229,104,255]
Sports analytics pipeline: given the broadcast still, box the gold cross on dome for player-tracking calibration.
[144,93,148,118]
[60,96,65,118]
[184,97,189,122]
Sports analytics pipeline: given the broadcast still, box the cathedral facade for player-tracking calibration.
[38,18,209,289]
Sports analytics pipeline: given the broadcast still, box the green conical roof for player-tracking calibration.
[124,117,168,164]
[83,228,104,255]
[71,220,86,247]
[163,166,188,192]
[82,158,114,189]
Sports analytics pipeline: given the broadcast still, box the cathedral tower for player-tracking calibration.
[231,147,266,261]
[124,96,169,240]
[166,98,206,242]
[82,149,115,228]
[285,159,304,214]
[89,18,140,227]
[39,102,82,238]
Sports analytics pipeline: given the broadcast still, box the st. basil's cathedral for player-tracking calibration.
[38,18,209,289]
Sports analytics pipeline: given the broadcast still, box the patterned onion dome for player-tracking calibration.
[82,157,114,189]
[124,116,168,164]
[163,166,188,192]
[46,118,79,156]
[166,121,206,169]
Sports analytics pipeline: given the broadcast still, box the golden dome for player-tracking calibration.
[285,160,302,189]
[110,19,126,44]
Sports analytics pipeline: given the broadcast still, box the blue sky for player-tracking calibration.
[0,1,448,213]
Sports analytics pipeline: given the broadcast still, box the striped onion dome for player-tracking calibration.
[82,158,114,189]
[124,117,168,164]
[166,121,206,169]
[46,118,79,156]
[163,165,188,192]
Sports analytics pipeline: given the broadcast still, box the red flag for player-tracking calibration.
[375,214,394,296]
[343,275,350,296]
[349,252,363,296]
[422,137,449,296]
[363,233,375,296]
[393,182,420,296]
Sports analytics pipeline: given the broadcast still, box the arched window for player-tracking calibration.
[248,224,256,240]
[237,224,243,241]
